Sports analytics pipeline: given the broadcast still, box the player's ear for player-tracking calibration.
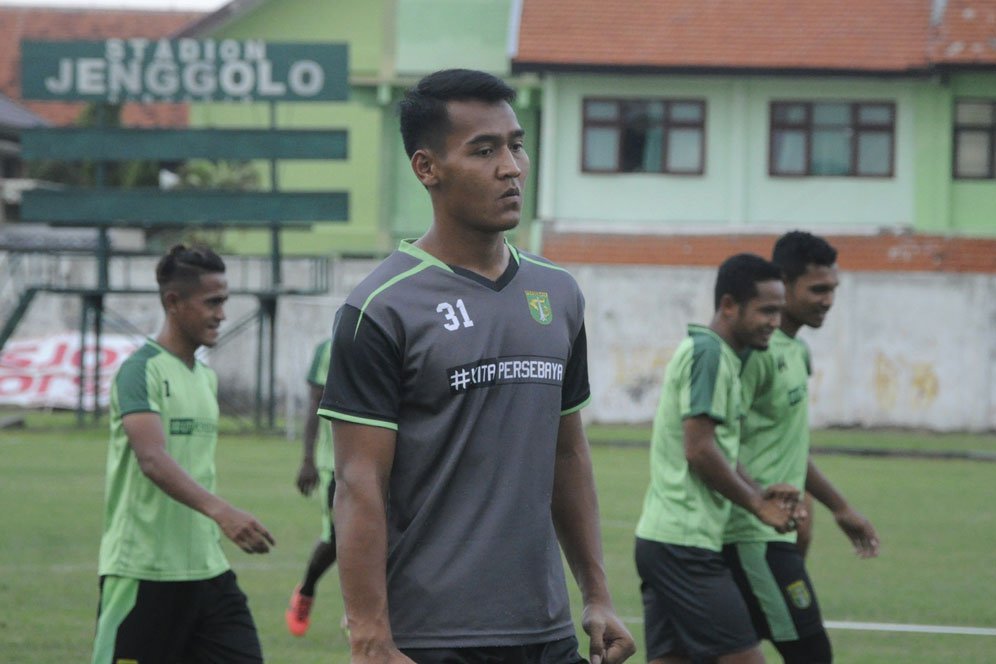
[718,293,739,319]
[411,148,439,187]
[162,289,182,313]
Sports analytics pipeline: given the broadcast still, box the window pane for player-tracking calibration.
[811,128,852,175]
[585,101,618,121]
[813,103,850,126]
[667,128,703,172]
[773,103,806,124]
[620,125,652,172]
[955,102,994,126]
[955,130,991,177]
[859,104,894,125]
[670,102,703,123]
[773,129,806,173]
[645,101,665,121]
[857,131,892,175]
[583,127,619,170]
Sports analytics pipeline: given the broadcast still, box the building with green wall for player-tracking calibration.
[513,0,996,240]
[182,0,539,257]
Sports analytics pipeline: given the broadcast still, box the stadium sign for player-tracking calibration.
[20,40,348,102]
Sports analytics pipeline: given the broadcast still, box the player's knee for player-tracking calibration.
[775,631,832,664]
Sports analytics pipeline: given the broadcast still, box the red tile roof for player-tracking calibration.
[514,0,995,73]
[0,7,204,127]
[929,0,996,64]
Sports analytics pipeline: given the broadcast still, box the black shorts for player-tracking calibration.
[635,537,758,661]
[722,541,827,643]
[401,635,587,664]
[92,570,263,664]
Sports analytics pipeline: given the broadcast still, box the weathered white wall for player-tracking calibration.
[5,254,993,431]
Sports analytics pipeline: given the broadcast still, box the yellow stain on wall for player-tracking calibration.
[874,352,940,412]
[874,352,899,410]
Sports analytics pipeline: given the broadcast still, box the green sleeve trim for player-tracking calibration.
[521,253,570,273]
[355,262,435,339]
[114,346,159,415]
[561,395,592,416]
[317,408,398,431]
[688,334,722,421]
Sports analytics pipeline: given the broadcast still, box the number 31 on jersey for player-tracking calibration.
[437,299,475,331]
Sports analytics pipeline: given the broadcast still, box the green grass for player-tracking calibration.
[2,419,995,662]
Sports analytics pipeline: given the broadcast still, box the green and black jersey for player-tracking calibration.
[307,338,334,474]
[98,340,228,581]
[319,240,590,649]
[636,324,747,552]
[725,329,811,544]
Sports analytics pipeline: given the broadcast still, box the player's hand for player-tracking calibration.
[834,506,880,558]
[295,458,319,495]
[214,504,275,554]
[761,483,804,532]
[582,602,637,664]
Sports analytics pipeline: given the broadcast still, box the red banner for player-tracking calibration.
[0,333,142,410]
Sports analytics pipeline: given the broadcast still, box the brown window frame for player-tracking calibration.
[768,101,896,178]
[953,99,996,180]
[581,97,706,175]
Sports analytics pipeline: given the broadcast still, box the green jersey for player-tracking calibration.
[307,339,333,473]
[725,328,811,544]
[98,340,229,581]
[636,324,746,552]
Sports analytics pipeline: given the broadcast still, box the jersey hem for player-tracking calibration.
[393,621,576,650]
[317,408,398,431]
[97,563,231,582]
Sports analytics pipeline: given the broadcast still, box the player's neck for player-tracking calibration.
[155,328,198,368]
[709,317,743,354]
[415,225,509,281]
[780,317,803,339]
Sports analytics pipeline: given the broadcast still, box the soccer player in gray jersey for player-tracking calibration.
[319,69,636,664]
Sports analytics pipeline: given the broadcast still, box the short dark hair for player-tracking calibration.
[399,68,517,158]
[772,231,838,282]
[156,244,225,302]
[715,253,783,309]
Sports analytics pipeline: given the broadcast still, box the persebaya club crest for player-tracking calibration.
[786,580,812,609]
[525,290,553,325]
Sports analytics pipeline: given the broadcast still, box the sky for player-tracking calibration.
[0,0,228,9]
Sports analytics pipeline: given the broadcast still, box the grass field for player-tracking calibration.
[2,416,994,663]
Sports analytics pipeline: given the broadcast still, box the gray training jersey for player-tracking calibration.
[319,240,591,649]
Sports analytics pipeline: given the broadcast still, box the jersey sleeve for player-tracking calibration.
[114,356,162,416]
[318,304,403,430]
[307,340,331,387]
[683,340,728,423]
[561,322,591,414]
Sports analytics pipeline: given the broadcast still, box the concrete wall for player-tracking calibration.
[5,255,993,431]
[571,264,996,432]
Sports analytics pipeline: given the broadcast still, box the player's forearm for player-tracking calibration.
[334,474,395,650]
[552,434,612,606]
[805,457,848,513]
[686,442,764,514]
[301,389,322,460]
[134,445,228,519]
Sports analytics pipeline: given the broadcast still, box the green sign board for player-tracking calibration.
[20,40,348,102]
